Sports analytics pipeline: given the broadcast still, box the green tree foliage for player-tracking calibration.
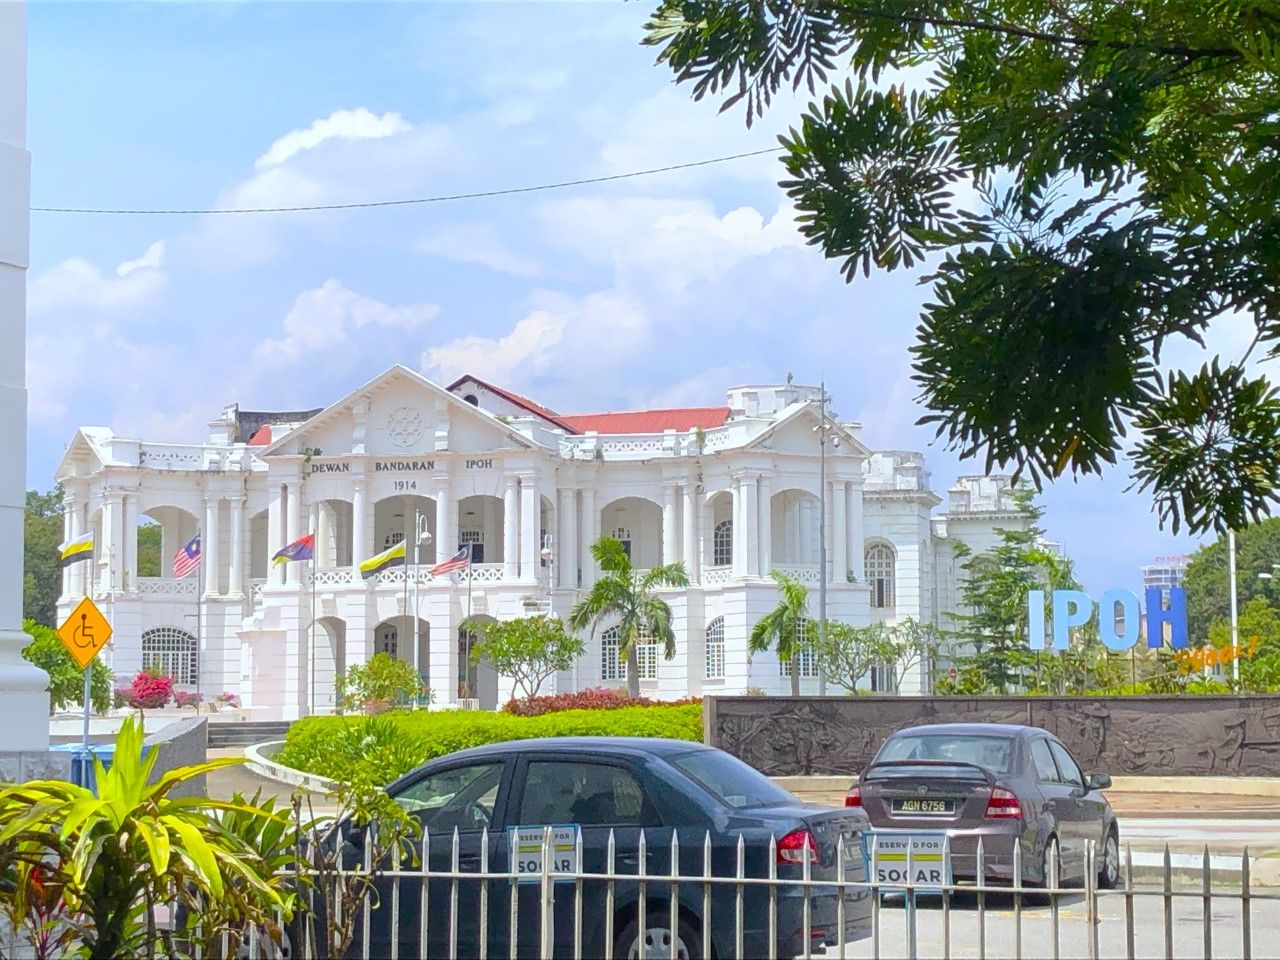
[338,652,426,713]
[1207,596,1280,691]
[749,571,812,697]
[21,619,113,715]
[950,490,1082,692]
[136,522,161,578]
[645,1,1280,534]
[568,537,689,697]
[1184,518,1280,641]
[463,614,586,700]
[23,488,62,627]
[817,620,898,693]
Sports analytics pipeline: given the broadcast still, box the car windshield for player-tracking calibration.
[671,750,796,809]
[877,734,1014,774]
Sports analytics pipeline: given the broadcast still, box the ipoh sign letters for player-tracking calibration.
[1028,586,1188,650]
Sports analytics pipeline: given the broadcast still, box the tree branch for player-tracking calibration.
[836,4,1241,59]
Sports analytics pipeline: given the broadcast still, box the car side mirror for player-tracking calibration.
[1087,773,1112,791]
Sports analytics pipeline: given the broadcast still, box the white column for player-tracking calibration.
[67,494,85,598]
[435,478,454,564]
[60,495,73,600]
[731,477,745,577]
[285,482,302,584]
[662,483,677,567]
[503,475,519,579]
[757,474,772,578]
[268,482,285,585]
[849,477,865,580]
[204,497,222,598]
[832,478,848,583]
[0,1,48,748]
[122,492,138,592]
[682,482,697,582]
[580,487,597,587]
[519,475,538,581]
[562,489,578,589]
[351,479,368,569]
[743,475,759,579]
[100,493,120,595]
[228,494,244,596]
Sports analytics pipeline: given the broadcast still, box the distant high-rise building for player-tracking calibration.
[1142,556,1189,593]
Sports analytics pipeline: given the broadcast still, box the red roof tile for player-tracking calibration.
[559,408,731,435]
[446,375,579,433]
[247,425,272,446]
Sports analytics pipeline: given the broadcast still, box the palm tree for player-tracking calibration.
[569,536,689,697]
[750,571,812,696]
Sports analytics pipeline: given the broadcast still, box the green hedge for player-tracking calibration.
[276,703,703,785]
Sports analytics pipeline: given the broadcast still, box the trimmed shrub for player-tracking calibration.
[503,687,701,717]
[277,703,703,785]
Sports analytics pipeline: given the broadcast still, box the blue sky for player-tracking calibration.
[26,0,1219,593]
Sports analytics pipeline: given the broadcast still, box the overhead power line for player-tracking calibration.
[33,147,783,216]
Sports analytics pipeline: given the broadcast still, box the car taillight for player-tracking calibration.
[844,785,862,808]
[985,787,1022,820]
[777,828,821,866]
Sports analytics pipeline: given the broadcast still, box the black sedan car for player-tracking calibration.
[341,737,872,959]
[847,723,1119,889]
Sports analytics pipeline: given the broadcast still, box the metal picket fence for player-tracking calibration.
[221,830,1279,960]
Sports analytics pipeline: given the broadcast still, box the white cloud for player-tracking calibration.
[28,241,168,316]
[255,108,412,169]
[254,279,438,362]
[646,365,766,409]
[424,310,566,385]
[417,222,542,277]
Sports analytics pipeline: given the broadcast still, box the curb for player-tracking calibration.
[244,741,340,795]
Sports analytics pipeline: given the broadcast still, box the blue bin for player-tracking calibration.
[50,743,117,794]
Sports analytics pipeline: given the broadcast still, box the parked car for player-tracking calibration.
[318,737,873,959]
[846,723,1119,889]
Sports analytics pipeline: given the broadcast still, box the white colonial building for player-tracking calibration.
[55,366,1029,718]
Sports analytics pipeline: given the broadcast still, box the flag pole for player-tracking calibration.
[464,542,474,703]
[310,547,316,716]
[195,534,203,704]
[411,505,420,710]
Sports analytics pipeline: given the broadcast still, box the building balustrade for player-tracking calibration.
[137,577,199,598]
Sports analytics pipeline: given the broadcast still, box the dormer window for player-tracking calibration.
[463,394,479,406]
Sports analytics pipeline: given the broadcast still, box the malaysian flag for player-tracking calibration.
[173,533,201,579]
[428,546,472,578]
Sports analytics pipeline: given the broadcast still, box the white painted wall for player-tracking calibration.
[0,1,50,750]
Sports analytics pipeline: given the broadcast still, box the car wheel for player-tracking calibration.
[1098,829,1120,890]
[615,909,703,960]
[1040,835,1061,890]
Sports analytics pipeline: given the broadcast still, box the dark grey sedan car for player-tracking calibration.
[846,723,1119,889]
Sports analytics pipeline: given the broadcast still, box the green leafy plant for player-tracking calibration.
[644,0,1280,535]
[817,621,898,694]
[569,536,689,697]
[21,619,113,714]
[464,614,585,700]
[338,652,424,713]
[0,716,288,959]
[749,571,812,696]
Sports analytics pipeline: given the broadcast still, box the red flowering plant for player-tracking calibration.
[122,670,173,710]
[174,690,204,711]
[503,686,701,717]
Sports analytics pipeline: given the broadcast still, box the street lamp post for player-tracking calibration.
[812,381,839,697]
[411,515,432,709]
[1228,529,1240,688]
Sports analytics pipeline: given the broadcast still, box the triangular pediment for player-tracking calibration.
[257,365,536,459]
[743,404,872,458]
[55,427,117,481]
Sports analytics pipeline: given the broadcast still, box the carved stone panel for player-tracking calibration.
[706,695,1280,777]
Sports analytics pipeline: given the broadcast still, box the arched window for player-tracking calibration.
[377,623,398,658]
[463,394,479,406]
[600,624,658,681]
[459,529,483,564]
[141,627,198,685]
[865,543,896,609]
[600,625,622,682]
[705,617,725,680]
[871,663,897,692]
[712,520,733,567]
[610,526,632,560]
[383,530,405,550]
[777,617,819,678]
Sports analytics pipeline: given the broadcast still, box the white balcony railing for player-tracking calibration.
[773,563,822,584]
[137,577,199,598]
[702,566,734,586]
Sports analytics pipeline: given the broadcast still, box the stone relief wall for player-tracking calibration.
[706,696,1280,777]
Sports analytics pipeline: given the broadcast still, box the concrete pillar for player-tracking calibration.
[503,475,519,578]
[61,495,73,599]
[122,492,138,592]
[100,493,120,595]
[204,497,222,598]
[832,478,848,583]
[519,475,538,581]
[285,482,302,584]
[268,482,284,585]
[757,473,772,578]
[849,476,865,580]
[580,487,596,587]
[731,477,745,578]
[435,477,453,563]
[743,475,759,579]
[228,494,244,596]
[558,488,575,588]
[351,478,368,568]
[682,482,697,582]
[0,0,50,747]
[662,483,677,567]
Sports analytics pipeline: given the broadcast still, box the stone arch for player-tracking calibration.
[599,496,663,568]
[137,504,200,582]
[770,487,822,566]
[141,625,199,686]
[457,494,505,564]
[314,616,346,714]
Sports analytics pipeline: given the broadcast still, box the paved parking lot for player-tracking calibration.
[829,886,1280,959]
